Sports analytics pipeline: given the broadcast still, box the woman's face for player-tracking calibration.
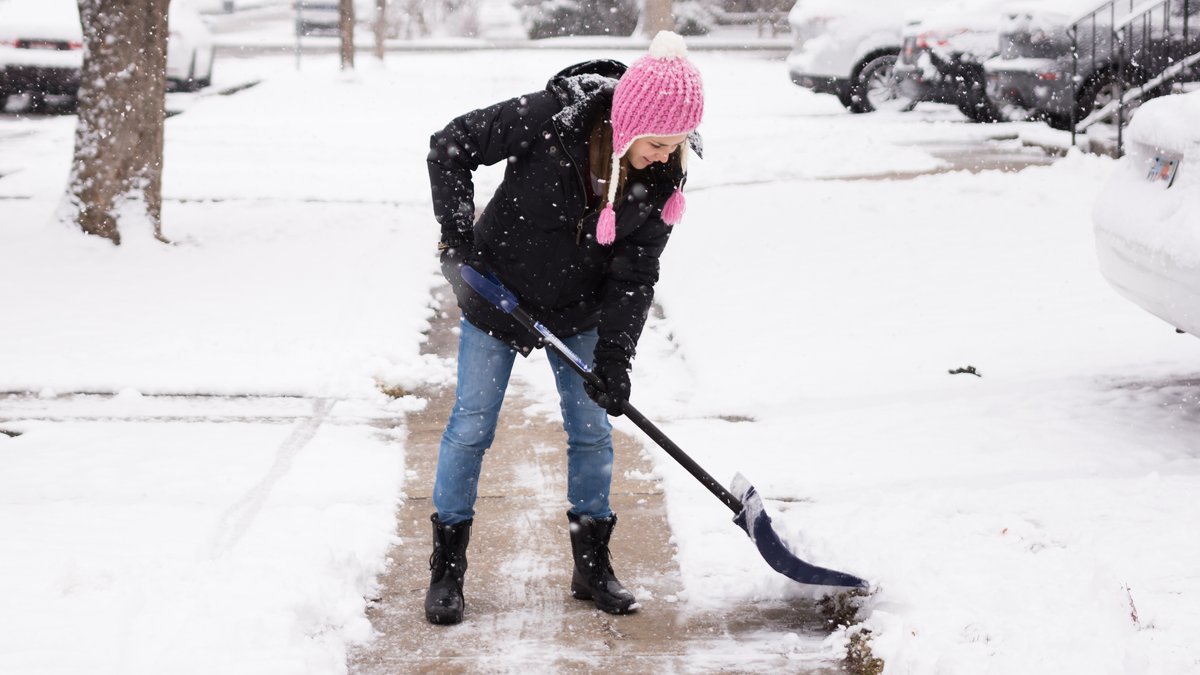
[626,133,690,170]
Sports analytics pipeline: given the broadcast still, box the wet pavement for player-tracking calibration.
[826,132,1059,182]
[347,290,845,674]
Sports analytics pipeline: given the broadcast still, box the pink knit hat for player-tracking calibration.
[597,31,704,245]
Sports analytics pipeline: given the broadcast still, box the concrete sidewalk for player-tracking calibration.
[348,289,845,674]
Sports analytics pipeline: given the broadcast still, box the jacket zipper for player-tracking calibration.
[576,210,599,245]
[553,119,594,247]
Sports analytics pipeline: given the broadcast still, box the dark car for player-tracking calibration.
[894,9,1005,122]
[984,0,1200,129]
[0,0,83,105]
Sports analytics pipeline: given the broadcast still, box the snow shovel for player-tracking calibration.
[460,265,868,590]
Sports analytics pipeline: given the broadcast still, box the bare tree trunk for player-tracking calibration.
[340,0,355,70]
[374,0,387,61]
[65,0,170,245]
[643,0,673,37]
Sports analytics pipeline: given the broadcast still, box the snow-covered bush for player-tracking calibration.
[516,0,638,39]
[674,1,717,36]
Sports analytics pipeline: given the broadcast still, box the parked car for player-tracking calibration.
[0,0,83,103]
[0,0,215,107]
[1093,90,1200,336]
[894,4,1007,122]
[785,0,916,112]
[984,0,1200,129]
[786,0,1012,114]
[167,2,217,91]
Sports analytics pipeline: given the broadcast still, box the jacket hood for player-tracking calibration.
[546,59,627,132]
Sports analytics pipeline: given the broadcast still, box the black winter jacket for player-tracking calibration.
[428,59,699,357]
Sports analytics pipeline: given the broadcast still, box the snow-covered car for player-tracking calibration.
[1093,90,1200,336]
[0,0,216,105]
[785,0,916,113]
[894,4,1007,122]
[0,0,82,101]
[167,2,217,91]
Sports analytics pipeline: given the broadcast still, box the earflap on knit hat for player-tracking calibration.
[598,30,704,245]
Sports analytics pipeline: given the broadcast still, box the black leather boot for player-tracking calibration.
[425,513,472,624]
[567,511,639,614]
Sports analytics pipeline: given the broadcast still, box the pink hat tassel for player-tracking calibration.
[661,143,688,225]
[661,188,686,225]
[596,152,622,246]
[596,204,617,245]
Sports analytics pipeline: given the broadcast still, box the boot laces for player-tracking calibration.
[596,542,615,575]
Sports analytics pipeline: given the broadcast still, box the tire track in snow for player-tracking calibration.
[207,397,335,558]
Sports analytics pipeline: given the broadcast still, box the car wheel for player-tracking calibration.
[956,88,1001,123]
[172,50,205,93]
[852,53,915,114]
[954,71,1001,123]
[1077,72,1120,121]
[1074,70,1154,129]
[197,49,214,89]
[185,50,201,92]
[836,89,856,111]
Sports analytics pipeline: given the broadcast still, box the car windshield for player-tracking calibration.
[999,20,1074,59]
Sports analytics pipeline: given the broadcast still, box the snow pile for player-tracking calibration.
[1093,91,1200,265]
[0,398,408,675]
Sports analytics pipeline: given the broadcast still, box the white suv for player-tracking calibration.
[786,0,916,112]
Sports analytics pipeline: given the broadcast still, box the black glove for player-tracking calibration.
[584,342,631,417]
[439,233,475,267]
[439,234,479,294]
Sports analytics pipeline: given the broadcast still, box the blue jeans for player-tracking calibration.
[433,318,614,525]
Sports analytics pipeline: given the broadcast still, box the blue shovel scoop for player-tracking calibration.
[460,265,868,589]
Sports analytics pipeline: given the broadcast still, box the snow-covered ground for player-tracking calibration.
[2,45,1199,674]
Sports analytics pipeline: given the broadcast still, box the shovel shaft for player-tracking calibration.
[503,301,744,515]
[458,266,869,589]
[619,402,744,515]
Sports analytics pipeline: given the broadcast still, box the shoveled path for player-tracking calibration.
[348,289,844,675]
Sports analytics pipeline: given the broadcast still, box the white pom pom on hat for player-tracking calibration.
[647,29,688,58]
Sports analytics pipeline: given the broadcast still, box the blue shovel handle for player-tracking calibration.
[460,265,519,314]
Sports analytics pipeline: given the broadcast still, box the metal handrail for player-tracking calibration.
[1116,0,1169,29]
[1070,0,1196,154]
[1076,49,1200,128]
[1068,0,1136,147]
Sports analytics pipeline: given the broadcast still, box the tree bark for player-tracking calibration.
[374,0,387,61]
[340,0,355,70]
[66,0,170,245]
[642,0,674,37]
